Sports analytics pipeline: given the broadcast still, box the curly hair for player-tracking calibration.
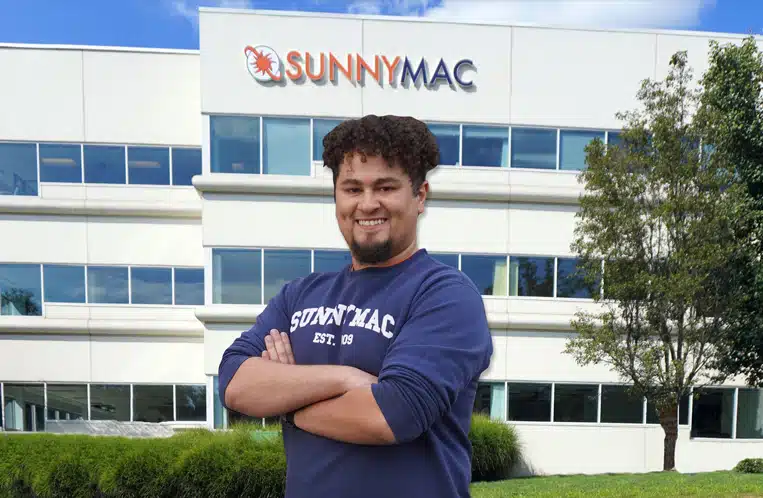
[321,114,440,193]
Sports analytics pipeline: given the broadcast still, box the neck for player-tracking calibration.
[351,239,419,271]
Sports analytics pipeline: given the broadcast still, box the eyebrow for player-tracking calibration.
[338,177,402,186]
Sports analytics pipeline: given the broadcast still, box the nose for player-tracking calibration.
[357,189,381,213]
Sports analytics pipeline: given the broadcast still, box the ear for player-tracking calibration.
[416,180,429,215]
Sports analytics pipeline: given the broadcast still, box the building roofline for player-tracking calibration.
[0,42,199,55]
[199,6,763,41]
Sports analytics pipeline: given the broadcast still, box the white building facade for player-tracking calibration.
[1,7,762,476]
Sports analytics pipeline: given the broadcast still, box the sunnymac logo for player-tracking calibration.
[243,44,476,89]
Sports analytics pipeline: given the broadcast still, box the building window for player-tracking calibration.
[84,145,126,184]
[87,266,129,304]
[130,267,172,305]
[262,117,311,176]
[312,119,343,162]
[39,143,82,183]
[212,248,262,304]
[553,383,598,423]
[210,115,260,174]
[607,131,622,148]
[176,385,207,422]
[427,123,460,166]
[691,388,735,438]
[556,257,598,299]
[0,264,42,316]
[735,388,763,439]
[171,147,202,186]
[461,255,507,296]
[560,130,605,171]
[461,125,508,167]
[600,385,643,424]
[127,146,170,185]
[429,253,459,269]
[509,256,554,297]
[473,382,506,420]
[3,384,45,431]
[508,383,551,422]
[133,385,174,423]
[0,142,37,196]
[263,249,311,303]
[43,264,86,303]
[511,127,557,170]
[313,250,352,273]
[46,384,88,421]
[89,384,131,421]
[174,268,204,305]
[646,394,690,426]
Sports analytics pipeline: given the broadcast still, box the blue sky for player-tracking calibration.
[0,0,760,50]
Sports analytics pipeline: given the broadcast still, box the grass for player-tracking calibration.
[470,471,763,497]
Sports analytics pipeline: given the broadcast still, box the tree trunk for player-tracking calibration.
[659,401,679,471]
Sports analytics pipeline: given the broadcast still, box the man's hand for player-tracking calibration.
[262,329,378,390]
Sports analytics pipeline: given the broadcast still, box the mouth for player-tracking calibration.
[355,218,388,230]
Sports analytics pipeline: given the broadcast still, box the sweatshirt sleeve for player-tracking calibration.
[370,277,493,443]
[217,282,293,410]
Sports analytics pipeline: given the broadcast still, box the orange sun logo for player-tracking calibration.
[245,45,282,82]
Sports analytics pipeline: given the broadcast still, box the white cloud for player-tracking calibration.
[347,0,716,30]
[169,0,253,27]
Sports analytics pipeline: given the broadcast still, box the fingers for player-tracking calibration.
[264,329,294,364]
[279,332,295,364]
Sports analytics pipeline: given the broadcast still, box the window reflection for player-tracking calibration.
[263,117,310,175]
[691,388,735,438]
[90,384,131,421]
[128,146,170,185]
[84,145,126,184]
[210,116,260,174]
[3,383,45,431]
[176,385,207,422]
[131,267,172,305]
[0,264,42,316]
[509,256,554,297]
[427,123,460,166]
[46,384,87,422]
[174,268,204,305]
[87,266,129,304]
[212,248,262,304]
[554,384,598,422]
[508,383,551,422]
[556,258,598,299]
[600,385,643,424]
[511,127,557,170]
[461,255,507,296]
[133,385,174,423]
[43,264,85,303]
[462,126,508,167]
[171,147,202,186]
[39,143,82,183]
[0,142,38,196]
[312,119,343,162]
[560,130,604,171]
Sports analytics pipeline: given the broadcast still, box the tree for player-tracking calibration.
[563,50,750,471]
[694,36,763,387]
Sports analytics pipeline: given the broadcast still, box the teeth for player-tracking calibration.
[358,219,385,226]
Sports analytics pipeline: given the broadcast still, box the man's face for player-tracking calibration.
[334,153,427,266]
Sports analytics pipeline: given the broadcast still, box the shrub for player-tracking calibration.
[469,413,522,482]
[734,458,763,474]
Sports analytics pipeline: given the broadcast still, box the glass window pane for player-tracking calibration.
[46,384,88,422]
[553,384,598,422]
[312,119,343,162]
[461,255,507,296]
[427,123,460,166]
[43,264,85,303]
[39,143,82,183]
[172,147,202,186]
[646,394,690,426]
[560,130,605,171]
[90,384,130,421]
[509,256,554,297]
[264,249,311,303]
[511,127,557,170]
[262,117,310,176]
[213,376,225,429]
[133,385,174,423]
[174,268,204,305]
[508,383,551,422]
[0,142,38,196]
[462,126,508,167]
[430,253,459,269]
[128,146,170,185]
[131,267,172,305]
[736,388,763,439]
[691,388,735,438]
[212,248,261,304]
[176,385,207,422]
[210,115,260,174]
[87,266,129,304]
[3,384,45,431]
[600,385,643,424]
[556,258,600,299]
[473,382,506,420]
[0,263,42,316]
[313,250,352,273]
[84,145,126,184]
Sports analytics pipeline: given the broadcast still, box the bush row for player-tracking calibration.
[734,458,763,474]
[0,414,520,498]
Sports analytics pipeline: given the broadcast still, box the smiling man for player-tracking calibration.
[218,114,493,498]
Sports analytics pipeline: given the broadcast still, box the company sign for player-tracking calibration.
[244,45,475,89]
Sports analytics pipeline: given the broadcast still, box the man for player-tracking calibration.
[218,114,493,498]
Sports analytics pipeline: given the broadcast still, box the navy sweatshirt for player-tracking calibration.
[218,248,493,498]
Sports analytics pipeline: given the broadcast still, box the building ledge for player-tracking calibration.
[0,317,204,337]
[0,197,202,219]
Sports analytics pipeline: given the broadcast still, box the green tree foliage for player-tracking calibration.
[564,49,751,471]
[694,36,763,387]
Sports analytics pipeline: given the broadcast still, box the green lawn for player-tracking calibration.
[470,471,763,497]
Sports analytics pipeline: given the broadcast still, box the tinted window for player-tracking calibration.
[0,263,42,316]
[691,388,734,438]
[172,148,202,186]
[39,143,82,183]
[128,146,170,185]
[511,127,557,170]
[560,130,605,171]
[131,267,172,305]
[43,264,85,303]
[312,119,343,162]
[84,145,126,184]
[263,249,311,303]
[176,385,207,422]
[174,268,204,305]
[462,126,508,167]
[427,123,460,166]
[212,248,262,304]
[508,383,551,422]
[557,258,598,298]
[46,384,88,421]
[87,266,129,304]
[133,385,174,423]
[0,142,38,196]
[509,256,554,297]
[262,117,310,175]
[600,385,643,424]
[553,384,598,422]
[210,116,260,174]
[90,384,130,421]
[461,254,507,296]
[313,250,352,273]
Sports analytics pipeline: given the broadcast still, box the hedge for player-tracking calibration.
[0,415,520,498]
[734,458,763,474]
